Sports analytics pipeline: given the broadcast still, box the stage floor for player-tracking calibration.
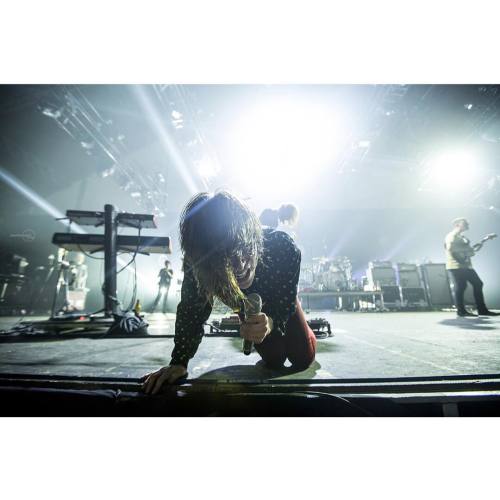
[1,311,500,382]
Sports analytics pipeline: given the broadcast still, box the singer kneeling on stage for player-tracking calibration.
[143,191,316,394]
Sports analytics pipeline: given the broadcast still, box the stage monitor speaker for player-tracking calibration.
[380,285,402,309]
[368,262,397,288]
[395,263,422,288]
[299,293,335,310]
[419,263,453,308]
[401,287,428,308]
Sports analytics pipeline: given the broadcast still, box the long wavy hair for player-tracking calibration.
[180,191,263,309]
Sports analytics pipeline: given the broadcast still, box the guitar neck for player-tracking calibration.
[474,234,497,250]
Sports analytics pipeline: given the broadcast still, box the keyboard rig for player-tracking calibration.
[53,204,171,318]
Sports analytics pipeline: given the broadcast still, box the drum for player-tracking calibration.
[323,269,348,291]
[299,265,314,289]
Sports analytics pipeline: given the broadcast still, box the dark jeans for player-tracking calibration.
[151,284,171,313]
[254,299,316,370]
[448,268,488,314]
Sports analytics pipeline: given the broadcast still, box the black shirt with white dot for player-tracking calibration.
[170,228,301,367]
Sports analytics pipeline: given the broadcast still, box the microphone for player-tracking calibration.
[242,293,262,355]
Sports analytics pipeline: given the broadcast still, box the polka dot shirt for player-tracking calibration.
[170,229,301,367]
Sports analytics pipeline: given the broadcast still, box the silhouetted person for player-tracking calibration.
[445,218,499,317]
[151,260,173,313]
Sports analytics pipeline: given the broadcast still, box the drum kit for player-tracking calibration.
[300,256,356,292]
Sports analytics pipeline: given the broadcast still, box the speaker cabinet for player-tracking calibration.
[419,263,453,308]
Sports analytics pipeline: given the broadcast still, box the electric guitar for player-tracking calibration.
[462,233,497,259]
[472,233,497,252]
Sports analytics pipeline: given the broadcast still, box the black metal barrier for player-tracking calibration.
[2,373,500,416]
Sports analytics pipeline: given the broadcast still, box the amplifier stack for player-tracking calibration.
[365,261,430,310]
[395,263,428,309]
[365,262,401,310]
[418,263,453,308]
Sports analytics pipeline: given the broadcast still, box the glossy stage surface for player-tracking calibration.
[1,310,499,382]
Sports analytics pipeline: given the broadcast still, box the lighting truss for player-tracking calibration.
[153,84,222,186]
[38,85,169,217]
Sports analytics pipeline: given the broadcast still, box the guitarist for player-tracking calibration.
[445,218,499,317]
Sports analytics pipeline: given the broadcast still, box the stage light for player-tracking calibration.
[133,86,199,195]
[228,97,339,196]
[1,164,164,305]
[426,151,478,192]
[196,157,220,179]
[80,141,94,150]
[101,165,116,178]
[0,166,85,234]
[171,110,184,129]
[153,207,165,218]
[41,107,62,119]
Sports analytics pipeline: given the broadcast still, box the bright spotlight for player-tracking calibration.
[427,151,478,192]
[196,157,220,179]
[228,97,339,195]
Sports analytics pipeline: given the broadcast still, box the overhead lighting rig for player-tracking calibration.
[153,84,222,187]
[38,86,169,217]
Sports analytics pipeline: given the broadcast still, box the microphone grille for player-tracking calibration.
[245,293,262,315]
